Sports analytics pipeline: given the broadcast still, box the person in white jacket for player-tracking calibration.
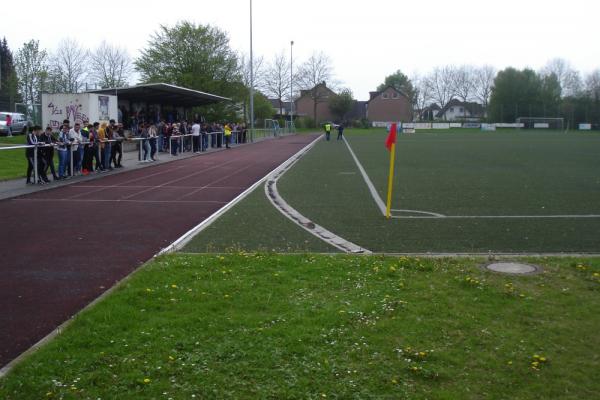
[69,122,84,174]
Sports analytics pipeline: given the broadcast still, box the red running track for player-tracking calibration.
[0,135,317,367]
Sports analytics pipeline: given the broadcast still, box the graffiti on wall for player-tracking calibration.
[48,100,88,130]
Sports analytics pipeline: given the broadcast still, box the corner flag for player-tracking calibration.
[385,123,398,219]
[385,123,397,151]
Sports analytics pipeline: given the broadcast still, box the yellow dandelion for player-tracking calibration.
[171,284,178,288]
[391,378,398,384]
[507,361,513,365]
[143,378,151,384]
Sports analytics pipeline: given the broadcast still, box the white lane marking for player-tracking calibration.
[175,164,256,201]
[390,214,600,219]
[342,136,387,216]
[391,209,446,217]
[14,198,227,204]
[72,185,246,190]
[120,156,249,200]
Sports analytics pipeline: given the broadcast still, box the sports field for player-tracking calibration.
[279,129,600,253]
[2,132,599,399]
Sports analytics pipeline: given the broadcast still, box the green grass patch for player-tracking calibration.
[182,184,338,253]
[277,129,600,253]
[0,135,28,181]
[1,254,598,399]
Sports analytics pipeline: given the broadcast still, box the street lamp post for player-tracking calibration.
[290,40,294,132]
[249,0,255,142]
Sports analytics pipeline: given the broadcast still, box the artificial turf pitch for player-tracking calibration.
[277,129,600,253]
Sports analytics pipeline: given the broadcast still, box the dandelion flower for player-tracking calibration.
[143,378,151,384]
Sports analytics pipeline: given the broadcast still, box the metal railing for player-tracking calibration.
[0,126,298,183]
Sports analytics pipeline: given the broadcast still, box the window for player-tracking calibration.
[459,107,464,113]
[449,107,454,112]
[392,93,399,99]
[382,93,389,99]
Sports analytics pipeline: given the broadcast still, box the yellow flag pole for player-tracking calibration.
[385,142,396,219]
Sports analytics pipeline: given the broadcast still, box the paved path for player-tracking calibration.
[0,134,316,367]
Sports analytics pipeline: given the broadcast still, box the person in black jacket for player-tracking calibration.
[40,126,59,181]
[26,126,49,184]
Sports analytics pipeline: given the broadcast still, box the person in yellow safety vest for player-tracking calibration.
[324,123,332,141]
[224,123,232,149]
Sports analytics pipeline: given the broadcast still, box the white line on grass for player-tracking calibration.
[342,136,387,215]
[391,214,600,219]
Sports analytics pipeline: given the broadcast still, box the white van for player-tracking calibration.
[0,112,33,136]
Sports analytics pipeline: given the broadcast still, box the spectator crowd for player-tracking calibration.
[25,119,248,185]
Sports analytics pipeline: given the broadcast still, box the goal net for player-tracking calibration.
[516,117,564,131]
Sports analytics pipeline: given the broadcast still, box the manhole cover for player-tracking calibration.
[485,262,540,275]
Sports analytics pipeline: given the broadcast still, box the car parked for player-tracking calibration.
[0,112,33,136]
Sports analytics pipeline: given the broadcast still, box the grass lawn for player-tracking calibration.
[0,254,598,399]
[0,135,28,181]
[276,129,600,253]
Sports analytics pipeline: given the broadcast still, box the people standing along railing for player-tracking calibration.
[0,119,296,186]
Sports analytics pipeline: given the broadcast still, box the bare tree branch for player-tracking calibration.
[90,41,133,88]
[425,66,455,114]
[50,38,88,93]
[473,65,496,109]
[263,51,290,116]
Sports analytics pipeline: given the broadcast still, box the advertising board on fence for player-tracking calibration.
[481,123,496,131]
[495,123,524,128]
[432,123,450,129]
[534,123,549,129]
[579,123,592,130]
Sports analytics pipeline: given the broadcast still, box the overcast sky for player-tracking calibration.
[3,0,599,100]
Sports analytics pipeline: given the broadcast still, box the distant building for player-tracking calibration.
[419,103,442,121]
[295,82,336,124]
[436,99,485,121]
[268,98,292,118]
[366,86,412,125]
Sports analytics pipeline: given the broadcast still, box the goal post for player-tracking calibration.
[516,117,564,131]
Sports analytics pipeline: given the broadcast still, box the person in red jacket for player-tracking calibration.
[5,113,13,137]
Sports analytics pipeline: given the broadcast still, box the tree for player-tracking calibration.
[584,69,600,101]
[135,21,241,120]
[541,58,582,97]
[90,41,132,88]
[451,66,474,102]
[411,74,432,121]
[253,91,274,122]
[540,73,561,116]
[15,40,48,120]
[296,51,335,124]
[425,66,455,117]
[263,51,290,116]
[49,38,88,93]
[0,37,20,110]
[473,65,496,110]
[377,69,414,99]
[488,67,543,122]
[329,88,354,121]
